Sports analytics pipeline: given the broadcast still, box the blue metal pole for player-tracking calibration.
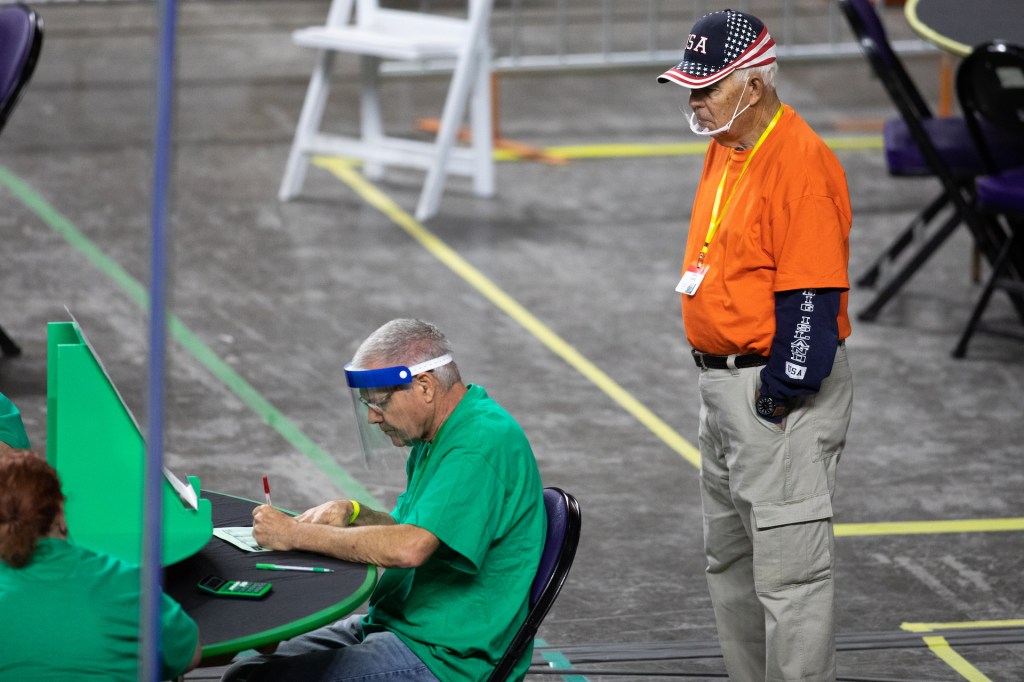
[140,0,177,678]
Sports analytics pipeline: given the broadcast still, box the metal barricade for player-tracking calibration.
[386,0,935,73]
[23,0,934,71]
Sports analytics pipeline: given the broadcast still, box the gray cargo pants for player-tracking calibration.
[697,345,853,682]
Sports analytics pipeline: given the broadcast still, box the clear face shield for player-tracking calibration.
[343,354,453,469]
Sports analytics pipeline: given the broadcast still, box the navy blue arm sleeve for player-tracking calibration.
[759,288,842,403]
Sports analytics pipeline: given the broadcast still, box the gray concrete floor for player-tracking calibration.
[2,1,1023,680]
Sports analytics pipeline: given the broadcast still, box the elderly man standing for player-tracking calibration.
[658,9,854,682]
[223,318,546,682]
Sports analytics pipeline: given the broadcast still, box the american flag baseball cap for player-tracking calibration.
[657,9,777,89]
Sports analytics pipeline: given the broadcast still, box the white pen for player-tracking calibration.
[255,563,335,573]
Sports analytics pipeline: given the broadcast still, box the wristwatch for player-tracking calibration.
[755,393,788,420]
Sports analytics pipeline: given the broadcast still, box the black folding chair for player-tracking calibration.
[487,487,581,682]
[952,42,1024,357]
[0,2,44,358]
[837,0,1023,322]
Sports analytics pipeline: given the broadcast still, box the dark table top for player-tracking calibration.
[165,492,377,659]
[906,0,1024,56]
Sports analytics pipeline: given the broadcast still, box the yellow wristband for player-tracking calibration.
[348,500,361,525]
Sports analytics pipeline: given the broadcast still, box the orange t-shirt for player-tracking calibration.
[681,105,852,356]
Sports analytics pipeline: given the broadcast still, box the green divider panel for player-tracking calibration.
[46,320,213,565]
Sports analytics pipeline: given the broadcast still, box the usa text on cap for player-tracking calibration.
[657,9,777,89]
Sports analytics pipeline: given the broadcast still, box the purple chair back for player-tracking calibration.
[530,487,570,605]
[839,0,932,120]
[0,4,42,358]
[487,487,581,682]
[957,41,1024,176]
[957,42,1024,214]
[0,3,42,132]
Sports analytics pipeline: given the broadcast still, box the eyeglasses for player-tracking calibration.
[358,388,401,414]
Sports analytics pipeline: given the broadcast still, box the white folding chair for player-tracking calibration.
[279,0,495,222]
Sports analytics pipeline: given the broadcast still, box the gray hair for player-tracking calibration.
[352,318,461,389]
[734,63,777,91]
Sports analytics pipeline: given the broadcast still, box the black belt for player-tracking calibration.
[691,349,769,370]
[691,340,844,370]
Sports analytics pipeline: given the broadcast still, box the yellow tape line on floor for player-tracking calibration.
[902,619,1024,632]
[5,161,1020,542]
[313,156,702,469]
[312,156,1024,541]
[919,636,991,682]
[835,517,1024,537]
[492,135,883,161]
[899,620,1024,682]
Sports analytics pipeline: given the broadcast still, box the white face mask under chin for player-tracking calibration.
[687,76,751,137]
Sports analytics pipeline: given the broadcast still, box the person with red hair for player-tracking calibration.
[0,450,203,680]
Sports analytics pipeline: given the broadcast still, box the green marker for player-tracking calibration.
[255,563,335,573]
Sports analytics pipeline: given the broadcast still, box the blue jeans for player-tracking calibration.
[221,614,439,682]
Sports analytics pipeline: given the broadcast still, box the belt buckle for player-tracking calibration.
[692,349,708,370]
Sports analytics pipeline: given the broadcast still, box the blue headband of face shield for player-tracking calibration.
[344,354,453,389]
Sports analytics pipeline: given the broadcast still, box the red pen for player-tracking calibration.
[262,475,272,507]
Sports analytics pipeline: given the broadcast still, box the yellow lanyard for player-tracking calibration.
[696,105,785,268]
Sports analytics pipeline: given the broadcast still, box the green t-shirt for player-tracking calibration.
[0,538,199,680]
[364,384,546,682]
[0,392,30,449]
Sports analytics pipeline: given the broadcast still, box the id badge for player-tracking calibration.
[675,264,709,296]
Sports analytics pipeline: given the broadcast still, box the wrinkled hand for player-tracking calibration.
[251,505,299,551]
[295,500,356,527]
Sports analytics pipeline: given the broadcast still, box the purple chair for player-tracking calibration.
[837,0,1023,322]
[952,41,1024,357]
[487,486,581,682]
[0,3,43,358]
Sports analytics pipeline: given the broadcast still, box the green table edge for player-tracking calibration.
[196,490,380,659]
[200,563,378,659]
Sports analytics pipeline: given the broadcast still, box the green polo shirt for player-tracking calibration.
[363,384,546,682]
[0,539,199,680]
[0,392,30,449]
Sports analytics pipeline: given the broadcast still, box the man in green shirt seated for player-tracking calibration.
[224,319,547,682]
